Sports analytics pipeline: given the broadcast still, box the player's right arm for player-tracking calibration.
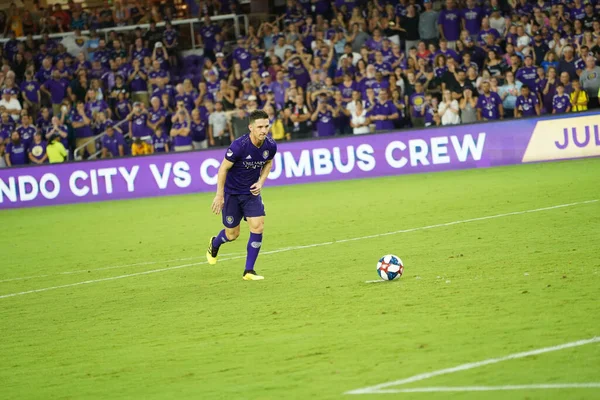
[211,158,234,215]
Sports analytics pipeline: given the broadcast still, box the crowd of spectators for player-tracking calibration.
[1,0,600,168]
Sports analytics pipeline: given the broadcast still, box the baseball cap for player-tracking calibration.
[261,71,270,78]
[242,77,250,83]
[247,95,257,101]
[155,42,163,48]
[216,52,224,58]
[2,89,11,95]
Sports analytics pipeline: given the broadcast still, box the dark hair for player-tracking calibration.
[249,110,269,125]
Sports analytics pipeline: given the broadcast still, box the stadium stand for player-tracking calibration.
[0,0,599,167]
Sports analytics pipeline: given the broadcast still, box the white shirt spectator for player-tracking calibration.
[438,100,461,125]
[489,16,506,36]
[351,109,370,134]
[208,111,228,138]
[345,100,363,115]
[274,44,294,61]
[0,98,22,121]
[339,52,362,66]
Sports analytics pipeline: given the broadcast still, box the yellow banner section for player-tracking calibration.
[522,114,600,163]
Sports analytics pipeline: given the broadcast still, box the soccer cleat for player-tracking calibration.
[206,237,219,265]
[242,270,264,280]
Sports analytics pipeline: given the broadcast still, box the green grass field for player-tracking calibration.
[1,158,599,400]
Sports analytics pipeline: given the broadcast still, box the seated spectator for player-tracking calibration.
[4,131,26,167]
[101,124,125,158]
[131,137,153,156]
[28,132,47,165]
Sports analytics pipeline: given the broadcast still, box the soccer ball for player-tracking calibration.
[377,255,404,281]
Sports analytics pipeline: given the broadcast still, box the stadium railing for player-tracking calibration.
[0,13,249,48]
[74,118,130,160]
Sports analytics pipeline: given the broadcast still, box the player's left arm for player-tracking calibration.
[250,159,273,196]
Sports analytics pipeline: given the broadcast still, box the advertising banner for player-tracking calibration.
[1,111,598,209]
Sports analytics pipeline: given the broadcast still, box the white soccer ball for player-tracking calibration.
[377,255,404,281]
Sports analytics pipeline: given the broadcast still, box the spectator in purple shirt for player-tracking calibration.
[72,102,94,158]
[4,131,27,167]
[438,0,462,49]
[20,69,41,119]
[515,85,541,118]
[42,70,69,118]
[369,91,400,131]
[311,94,338,137]
[552,84,571,114]
[101,124,126,158]
[477,81,504,121]
[28,132,48,165]
[462,0,483,41]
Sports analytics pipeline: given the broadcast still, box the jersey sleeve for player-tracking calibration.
[225,141,241,163]
[268,140,277,161]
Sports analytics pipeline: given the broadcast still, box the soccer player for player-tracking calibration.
[206,110,277,281]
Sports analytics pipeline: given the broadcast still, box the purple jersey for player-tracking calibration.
[409,92,427,118]
[365,37,384,52]
[28,141,47,162]
[369,101,398,131]
[233,47,252,71]
[20,80,41,103]
[552,93,570,113]
[164,29,178,46]
[338,82,356,99]
[516,94,539,116]
[462,7,483,35]
[86,100,109,116]
[16,125,37,147]
[516,66,537,88]
[200,25,220,51]
[46,124,69,148]
[190,119,208,142]
[102,132,125,157]
[149,107,168,134]
[152,134,169,152]
[37,117,51,134]
[171,120,192,147]
[35,67,53,85]
[224,134,278,195]
[316,109,335,137]
[44,79,68,104]
[131,113,150,138]
[132,47,151,62]
[72,111,94,138]
[438,9,461,41]
[6,142,27,165]
[115,100,131,121]
[477,92,503,120]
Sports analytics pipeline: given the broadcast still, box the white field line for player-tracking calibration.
[371,383,600,393]
[0,199,597,300]
[345,336,600,395]
[0,252,245,283]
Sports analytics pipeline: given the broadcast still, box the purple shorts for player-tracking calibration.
[222,194,266,228]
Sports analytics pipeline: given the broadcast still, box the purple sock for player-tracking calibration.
[212,229,229,250]
[245,232,263,271]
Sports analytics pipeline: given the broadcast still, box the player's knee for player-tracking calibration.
[225,227,240,241]
[249,221,264,234]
